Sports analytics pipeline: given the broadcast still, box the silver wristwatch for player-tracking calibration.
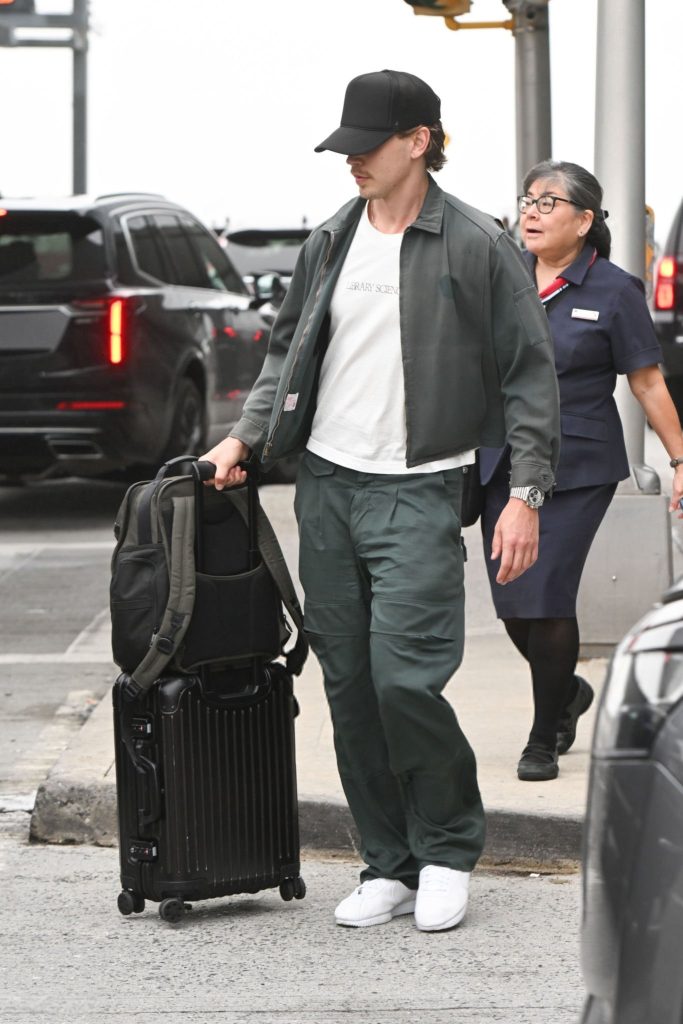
[510,485,545,509]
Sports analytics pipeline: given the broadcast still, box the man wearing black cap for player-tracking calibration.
[202,70,560,932]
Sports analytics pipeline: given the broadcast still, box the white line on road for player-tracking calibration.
[0,541,113,553]
[64,607,111,657]
[0,653,114,664]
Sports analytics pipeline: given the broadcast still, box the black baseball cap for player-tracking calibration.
[314,69,441,156]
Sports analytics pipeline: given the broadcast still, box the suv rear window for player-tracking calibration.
[0,212,107,288]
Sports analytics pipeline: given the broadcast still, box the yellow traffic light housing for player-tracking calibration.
[403,1,472,15]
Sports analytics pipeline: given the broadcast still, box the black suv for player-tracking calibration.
[0,193,271,480]
[653,198,683,412]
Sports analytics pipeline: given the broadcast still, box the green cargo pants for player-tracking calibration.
[294,451,485,888]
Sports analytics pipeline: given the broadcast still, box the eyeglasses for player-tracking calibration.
[517,194,582,215]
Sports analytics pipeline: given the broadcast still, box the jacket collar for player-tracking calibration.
[320,174,445,236]
[524,244,598,285]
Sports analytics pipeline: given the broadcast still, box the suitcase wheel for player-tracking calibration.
[279,876,306,902]
[158,897,190,924]
[279,879,295,902]
[117,890,145,916]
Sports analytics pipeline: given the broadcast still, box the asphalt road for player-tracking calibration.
[0,472,586,1023]
[0,477,126,809]
[0,808,583,1024]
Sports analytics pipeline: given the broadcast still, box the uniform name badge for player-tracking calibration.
[571,308,600,321]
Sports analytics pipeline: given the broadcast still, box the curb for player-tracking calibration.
[31,778,583,864]
[28,687,584,865]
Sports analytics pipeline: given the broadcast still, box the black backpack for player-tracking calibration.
[110,458,307,700]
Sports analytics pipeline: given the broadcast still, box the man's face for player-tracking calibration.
[345,131,421,200]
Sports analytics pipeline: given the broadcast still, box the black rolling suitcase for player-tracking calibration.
[110,458,308,923]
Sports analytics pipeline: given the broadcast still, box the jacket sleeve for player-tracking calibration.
[489,231,560,491]
[229,243,310,454]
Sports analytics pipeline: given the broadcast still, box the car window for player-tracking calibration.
[152,214,211,289]
[0,211,107,287]
[180,217,247,295]
[126,215,170,282]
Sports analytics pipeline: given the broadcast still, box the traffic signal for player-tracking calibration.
[403,1,472,15]
[0,0,36,11]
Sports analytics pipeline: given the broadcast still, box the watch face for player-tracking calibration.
[528,487,544,508]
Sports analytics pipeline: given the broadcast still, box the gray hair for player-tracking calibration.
[523,160,611,259]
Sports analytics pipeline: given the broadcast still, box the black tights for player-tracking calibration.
[503,617,580,748]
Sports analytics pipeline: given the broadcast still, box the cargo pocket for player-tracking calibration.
[295,451,337,551]
[179,561,283,669]
[110,544,169,670]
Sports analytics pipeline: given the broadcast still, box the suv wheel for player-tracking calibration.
[162,379,206,460]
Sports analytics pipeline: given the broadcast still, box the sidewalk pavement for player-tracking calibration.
[30,515,609,867]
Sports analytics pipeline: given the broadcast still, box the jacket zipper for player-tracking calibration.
[263,230,336,459]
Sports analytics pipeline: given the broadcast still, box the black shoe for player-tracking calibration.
[517,741,559,781]
[556,676,594,755]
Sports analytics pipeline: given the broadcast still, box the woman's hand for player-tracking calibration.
[672,464,683,518]
[627,365,683,518]
[199,436,251,489]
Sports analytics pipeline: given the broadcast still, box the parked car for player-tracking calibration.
[653,198,683,413]
[221,227,310,306]
[580,578,683,1023]
[0,192,272,481]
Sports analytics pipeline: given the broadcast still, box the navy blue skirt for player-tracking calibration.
[481,459,617,619]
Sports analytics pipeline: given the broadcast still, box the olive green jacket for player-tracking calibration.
[232,176,560,491]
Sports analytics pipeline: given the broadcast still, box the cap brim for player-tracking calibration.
[314,125,396,155]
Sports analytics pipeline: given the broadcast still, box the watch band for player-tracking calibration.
[509,485,544,509]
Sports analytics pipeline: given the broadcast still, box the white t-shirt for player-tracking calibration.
[307,204,475,474]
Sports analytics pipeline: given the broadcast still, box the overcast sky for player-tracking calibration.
[1,0,681,247]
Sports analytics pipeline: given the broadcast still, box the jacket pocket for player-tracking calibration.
[513,285,550,346]
[561,413,608,442]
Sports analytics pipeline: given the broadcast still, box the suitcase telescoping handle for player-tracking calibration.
[193,459,260,570]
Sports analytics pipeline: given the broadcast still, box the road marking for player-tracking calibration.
[0,541,113,553]
[65,607,111,657]
[0,607,114,664]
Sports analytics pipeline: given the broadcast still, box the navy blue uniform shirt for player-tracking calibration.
[481,245,662,491]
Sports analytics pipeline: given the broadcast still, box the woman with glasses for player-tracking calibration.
[479,160,683,781]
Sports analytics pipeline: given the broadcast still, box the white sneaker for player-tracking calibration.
[414,865,470,931]
[334,878,417,928]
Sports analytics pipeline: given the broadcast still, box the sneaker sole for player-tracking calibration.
[415,904,467,932]
[335,898,416,928]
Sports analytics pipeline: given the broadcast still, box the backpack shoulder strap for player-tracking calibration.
[123,493,196,700]
[229,488,308,676]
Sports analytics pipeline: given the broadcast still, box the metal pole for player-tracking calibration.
[72,0,88,194]
[578,0,671,654]
[504,1,552,188]
[595,0,648,482]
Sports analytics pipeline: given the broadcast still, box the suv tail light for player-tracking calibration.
[71,296,127,364]
[108,299,124,364]
[654,256,677,311]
